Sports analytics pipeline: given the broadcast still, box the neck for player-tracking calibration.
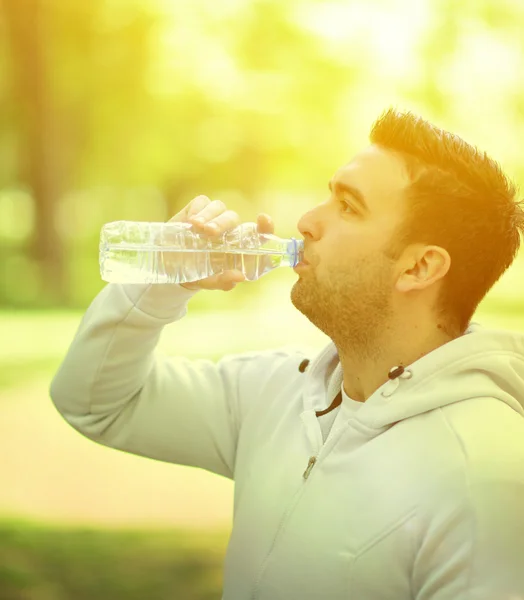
[338,323,457,402]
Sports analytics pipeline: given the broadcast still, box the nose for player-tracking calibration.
[296,212,313,240]
[296,207,321,265]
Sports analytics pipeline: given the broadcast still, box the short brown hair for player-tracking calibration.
[370,107,524,336]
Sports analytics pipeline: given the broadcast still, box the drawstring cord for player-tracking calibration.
[381,366,413,398]
[298,358,413,400]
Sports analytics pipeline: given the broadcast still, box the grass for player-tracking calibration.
[1,301,524,396]
[0,518,230,600]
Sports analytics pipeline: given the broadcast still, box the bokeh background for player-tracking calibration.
[1,0,524,598]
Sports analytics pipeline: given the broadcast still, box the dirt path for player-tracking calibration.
[3,295,518,533]
[0,296,328,532]
[0,377,235,531]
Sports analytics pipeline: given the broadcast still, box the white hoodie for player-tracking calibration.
[49,282,524,599]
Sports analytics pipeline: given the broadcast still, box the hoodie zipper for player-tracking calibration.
[252,427,337,596]
[302,456,317,480]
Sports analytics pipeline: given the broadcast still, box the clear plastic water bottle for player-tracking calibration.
[99,220,304,285]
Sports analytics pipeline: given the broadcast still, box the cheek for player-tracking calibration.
[319,229,378,271]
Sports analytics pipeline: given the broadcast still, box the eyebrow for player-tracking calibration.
[328,179,369,213]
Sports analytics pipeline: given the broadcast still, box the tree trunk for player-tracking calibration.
[1,0,67,306]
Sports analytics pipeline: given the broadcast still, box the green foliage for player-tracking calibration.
[0,0,523,309]
[0,519,229,600]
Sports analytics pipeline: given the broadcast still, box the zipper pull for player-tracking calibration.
[303,456,317,480]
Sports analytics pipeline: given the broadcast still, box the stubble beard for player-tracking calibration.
[290,256,395,363]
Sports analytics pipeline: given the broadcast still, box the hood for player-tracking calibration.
[302,321,524,432]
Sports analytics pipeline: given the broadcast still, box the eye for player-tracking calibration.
[339,198,356,214]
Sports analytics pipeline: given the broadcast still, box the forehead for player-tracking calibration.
[335,145,410,211]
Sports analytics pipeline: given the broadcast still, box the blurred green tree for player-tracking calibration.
[0,0,523,309]
[0,0,158,306]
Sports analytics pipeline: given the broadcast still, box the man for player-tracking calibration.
[50,108,524,598]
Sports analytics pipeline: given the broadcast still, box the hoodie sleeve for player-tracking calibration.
[412,478,524,599]
[49,282,262,480]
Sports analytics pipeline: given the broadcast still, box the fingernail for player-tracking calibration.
[207,223,218,231]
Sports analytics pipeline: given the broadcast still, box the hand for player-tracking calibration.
[166,195,275,292]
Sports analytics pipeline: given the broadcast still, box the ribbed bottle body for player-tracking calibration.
[99,220,303,284]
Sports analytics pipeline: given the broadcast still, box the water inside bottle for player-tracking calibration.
[100,244,288,284]
[99,220,303,284]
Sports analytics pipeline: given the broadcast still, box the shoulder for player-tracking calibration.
[438,397,524,481]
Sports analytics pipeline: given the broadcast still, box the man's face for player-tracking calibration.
[290,144,411,355]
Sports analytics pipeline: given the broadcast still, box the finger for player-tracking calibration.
[193,209,241,235]
[194,269,245,291]
[257,213,274,235]
[187,195,213,218]
[222,270,246,290]
[169,195,212,222]
[229,269,246,282]
[187,199,227,225]
[216,269,245,285]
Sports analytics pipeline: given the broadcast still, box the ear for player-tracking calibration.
[395,245,451,294]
